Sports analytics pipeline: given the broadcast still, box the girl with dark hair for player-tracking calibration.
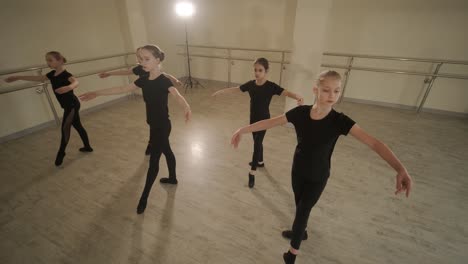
[212,57,304,188]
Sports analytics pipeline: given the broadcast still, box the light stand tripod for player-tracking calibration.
[182,21,205,93]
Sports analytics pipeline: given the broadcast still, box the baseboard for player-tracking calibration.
[0,120,58,144]
[178,76,242,88]
[341,97,468,118]
[176,76,467,117]
[3,80,463,143]
[0,95,131,144]
[79,95,131,115]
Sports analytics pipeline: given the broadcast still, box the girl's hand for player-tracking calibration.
[55,86,70,94]
[98,72,110,78]
[184,107,192,123]
[231,129,243,148]
[296,96,304,105]
[211,91,221,97]
[395,170,412,197]
[4,76,19,83]
[78,92,98,101]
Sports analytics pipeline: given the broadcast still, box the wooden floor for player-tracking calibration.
[1,80,467,264]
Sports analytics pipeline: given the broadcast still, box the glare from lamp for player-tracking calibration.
[176,2,195,17]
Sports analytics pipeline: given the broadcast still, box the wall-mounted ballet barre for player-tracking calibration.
[0,52,135,76]
[177,44,468,113]
[322,52,468,113]
[176,44,292,87]
[0,52,137,125]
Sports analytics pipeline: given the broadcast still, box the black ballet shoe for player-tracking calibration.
[137,200,147,214]
[248,173,255,188]
[160,177,178,185]
[79,146,93,152]
[55,151,65,166]
[249,161,265,168]
[283,251,297,264]
[281,230,308,240]
[145,144,151,156]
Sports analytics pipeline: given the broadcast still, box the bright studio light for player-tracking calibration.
[175,2,195,17]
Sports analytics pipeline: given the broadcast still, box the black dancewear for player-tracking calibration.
[285,105,355,250]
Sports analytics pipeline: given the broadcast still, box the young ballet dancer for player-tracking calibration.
[98,47,182,155]
[79,45,192,214]
[231,70,413,264]
[212,58,304,188]
[5,51,93,166]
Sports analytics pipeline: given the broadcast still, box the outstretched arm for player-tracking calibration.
[231,115,288,148]
[349,125,413,197]
[169,86,192,123]
[281,89,304,105]
[4,75,48,83]
[163,72,182,87]
[98,69,134,78]
[211,87,241,97]
[79,83,138,101]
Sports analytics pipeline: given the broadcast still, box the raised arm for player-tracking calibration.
[281,89,304,105]
[163,72,182,87]
[169,86,192,123]
[79,83,138,101]
[4,75,48,83]
[211,87,242,97]
[349,125,413,197]
[231,115,288,148]
[98,69,134,78]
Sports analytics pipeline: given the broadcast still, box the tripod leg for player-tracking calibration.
[184,77,190,94]
[194,78,206,89]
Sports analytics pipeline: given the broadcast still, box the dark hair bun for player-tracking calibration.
[254,57,269,71]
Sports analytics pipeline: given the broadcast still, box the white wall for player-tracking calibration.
[141,0,467,114]
[323,0,468,113]
[1,0,466,140]
[141,0,297,85]
[283,0,333,110]
[0,0,135,138]
[117,0,150,49]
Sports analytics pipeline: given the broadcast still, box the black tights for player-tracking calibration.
[58,103,90,154]
[139,122,176,202]
[290,169,328,250]
[250,130,266,171]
